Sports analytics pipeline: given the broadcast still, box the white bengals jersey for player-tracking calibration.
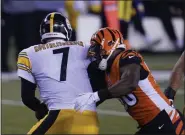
[17,40,96,111]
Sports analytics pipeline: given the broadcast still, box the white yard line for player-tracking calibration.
[2,90,184,118]
[2,99,130,117]
[2,87,184,118]
[177,90,184,95]
[97,109,129,117]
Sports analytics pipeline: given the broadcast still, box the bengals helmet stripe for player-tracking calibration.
[106,28,116,41]
[100,30,104,38]
[96,33,101,42]
[50,13,55,32]
[89,27,125,59]
[116,30,123,44]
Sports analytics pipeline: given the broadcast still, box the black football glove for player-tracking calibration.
[164,86,176,107]
[35,103,48,121]
[164,86,176,100]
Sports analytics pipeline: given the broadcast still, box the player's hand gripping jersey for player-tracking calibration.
[106,49,184,134]
[17,40,96,111]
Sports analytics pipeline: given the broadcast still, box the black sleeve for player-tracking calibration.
[88,61,108,106]
[164,86,176,100]
[87,61,107,92]
[21,78,42,111]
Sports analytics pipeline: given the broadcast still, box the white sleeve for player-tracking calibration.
[83,43,91,68]
[17,50,36,84]
[84,42,91,52]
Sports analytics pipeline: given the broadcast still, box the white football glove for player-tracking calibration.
[169,99,175,108]
[74,92,100,112]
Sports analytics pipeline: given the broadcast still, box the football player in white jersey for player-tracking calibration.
[17,12,99,134]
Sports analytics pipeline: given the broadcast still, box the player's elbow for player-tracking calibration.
[21,89,36,107]
[132,81,138,89]
[126,80,138,93]
[130,85,137,90]
[21,94,40,112]
[127,85,137,93]
[21,95,32,106]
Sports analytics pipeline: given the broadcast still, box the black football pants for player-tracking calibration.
[135,110,176,135]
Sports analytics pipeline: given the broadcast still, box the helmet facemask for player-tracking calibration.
[98,38,120,70]
[88,38,120,71]
[88,27,127,70]
[88,40,105,62]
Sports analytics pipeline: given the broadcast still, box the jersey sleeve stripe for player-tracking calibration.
[17,56,32,70]
[19,52,28,56]
[18,54,28,57]
[18,66,31,73]
[19,51,27,54]
[17,63,31,71]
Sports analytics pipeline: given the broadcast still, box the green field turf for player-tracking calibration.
[2,53,184,134]
[1,80,184,134]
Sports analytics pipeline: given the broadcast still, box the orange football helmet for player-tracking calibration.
[88,27,130,70]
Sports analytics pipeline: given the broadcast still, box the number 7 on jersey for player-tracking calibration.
[53,47,69,81]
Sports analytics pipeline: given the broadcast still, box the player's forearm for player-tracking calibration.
[165,68,184,100]
[97,64,140,101]
[108,64,140,98]
[169,52,184,91]
[169,69,184,91]
[22,96,42,111]
[21,78,42,111]
[165,52,184,99]
[21,87,42,111]
[96,79,138,103]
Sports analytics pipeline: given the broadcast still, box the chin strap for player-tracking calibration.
[99,38,120,70]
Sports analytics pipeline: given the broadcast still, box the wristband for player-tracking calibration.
[97,89,112,102]
[164,86,176,100]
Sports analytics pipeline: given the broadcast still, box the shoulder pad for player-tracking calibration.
[120,50,142,67]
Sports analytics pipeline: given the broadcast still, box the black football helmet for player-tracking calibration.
[40,12,72,42]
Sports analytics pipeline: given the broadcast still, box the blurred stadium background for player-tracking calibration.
[1,0,185,134]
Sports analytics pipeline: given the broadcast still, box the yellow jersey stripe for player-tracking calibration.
[17,66,32,73]
[19,52,27,54]
[17,63,31,70]
[18,66,31,73]
[17,56,32,69]
[19,52,28,56]
[50,13,55,32]
[18,54,28,57]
